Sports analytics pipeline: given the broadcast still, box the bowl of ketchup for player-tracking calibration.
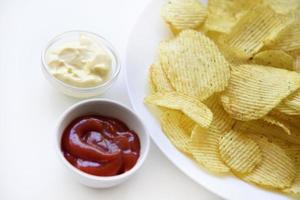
[56,99,150,188]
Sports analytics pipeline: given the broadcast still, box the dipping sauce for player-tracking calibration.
[46,34,112,88]
[61,115,140,176]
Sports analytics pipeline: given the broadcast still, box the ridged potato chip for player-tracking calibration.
[160,110,195,154]
[277,89,300,115]
[161,0,207,33]
[262,115,292,135]
[253,50,294,70]
[263,0,300,14]
[219,130,262,174]
[149,62,174,93]
[267,22,300,52]
[283,145,300,194]
[159,30,231,100]
[189,95,235,174]
[221,64,300,121]
[145,92,213,128]
[239,135,296,189]
[270,110,300,129]
[294,56,300,72]
[234,120,300,145]
[204,0,261,34]
[221,6,288,59]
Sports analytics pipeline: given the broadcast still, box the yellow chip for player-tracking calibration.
[270,110,300,130]
[239,135,296,189]
[219,130,262,174]
[148,69,156,94]
[277,89,300,115]
[267,22,300,52]
[161,0,207,33]
[262,115,292,135]
[204,0,261,34]
[294,56,300,73]
[145,92,213,128]
[149,62,174,93]
[160,110,195,154]
[189,94,235,174]
[221,6,288,59]
[221,64,300,121]
[233,120,300,145]
[263,0,300,14]
[282,145,300,194]
[253,50,294,70]
[159,30,231,100]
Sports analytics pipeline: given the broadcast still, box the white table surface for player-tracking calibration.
[0,0,221,199]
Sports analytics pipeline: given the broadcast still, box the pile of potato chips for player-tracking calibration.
[144,0,300,194]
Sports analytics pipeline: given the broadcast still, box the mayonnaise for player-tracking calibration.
[46,34,112,88]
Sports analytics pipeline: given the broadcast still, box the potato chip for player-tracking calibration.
[233,120,300,145]
[161,0,207,33]
[277,89,300,115]
[262,115,291,135]
[145,92,213,128]
[267,22,300,52]
[160,110,195,154]
[149,62,174,93]
[148,69,156,94]
[282,145,300,194]
[263,0,300,14]
[219,130,262,174]
[204,0,262,34]
[221,6,288,59]
[189,95,235,174]
[159,30,231,100]
[221,64,300,121]
[253,50,294,70]
[239,134,296,189]
[270,110,300,129]
[294,56,300,72]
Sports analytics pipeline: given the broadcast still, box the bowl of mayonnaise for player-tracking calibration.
[41,31,120,98]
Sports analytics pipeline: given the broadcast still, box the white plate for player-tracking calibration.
[125,1,290,199]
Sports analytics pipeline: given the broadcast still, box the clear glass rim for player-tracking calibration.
[41,30,121,93]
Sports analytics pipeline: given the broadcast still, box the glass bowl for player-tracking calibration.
[41,31,120,98]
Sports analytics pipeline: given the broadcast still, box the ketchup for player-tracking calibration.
[61,115,140,176]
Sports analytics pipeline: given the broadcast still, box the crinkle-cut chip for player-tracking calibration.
[270,110,300,129]
[220,6,288,59]
[204,0,262,34]
[253,50,294,70]
[159,30,231,100]
[221,64,300,121]
[161,0,207,33]
[145,92,213,128]
[263,0,300,14]
[281,144,300,194]
[256,135,300,194]
[267,22,300,52]
[262,115,291,135]
[190,125,230,174]
[294,56,300,73]
[189,94,235,174]
[239,134,296,189]
[219,130,262,174]
[233,120,300,145]
[148,70,156,94]
[277,89,300,115]
[160,110,195,154]
[149,62,174,93]
[276,103,300,115]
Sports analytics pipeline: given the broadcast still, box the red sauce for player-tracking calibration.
[61,115,140,176]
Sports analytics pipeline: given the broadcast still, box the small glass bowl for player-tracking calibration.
[41,31,120,98]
